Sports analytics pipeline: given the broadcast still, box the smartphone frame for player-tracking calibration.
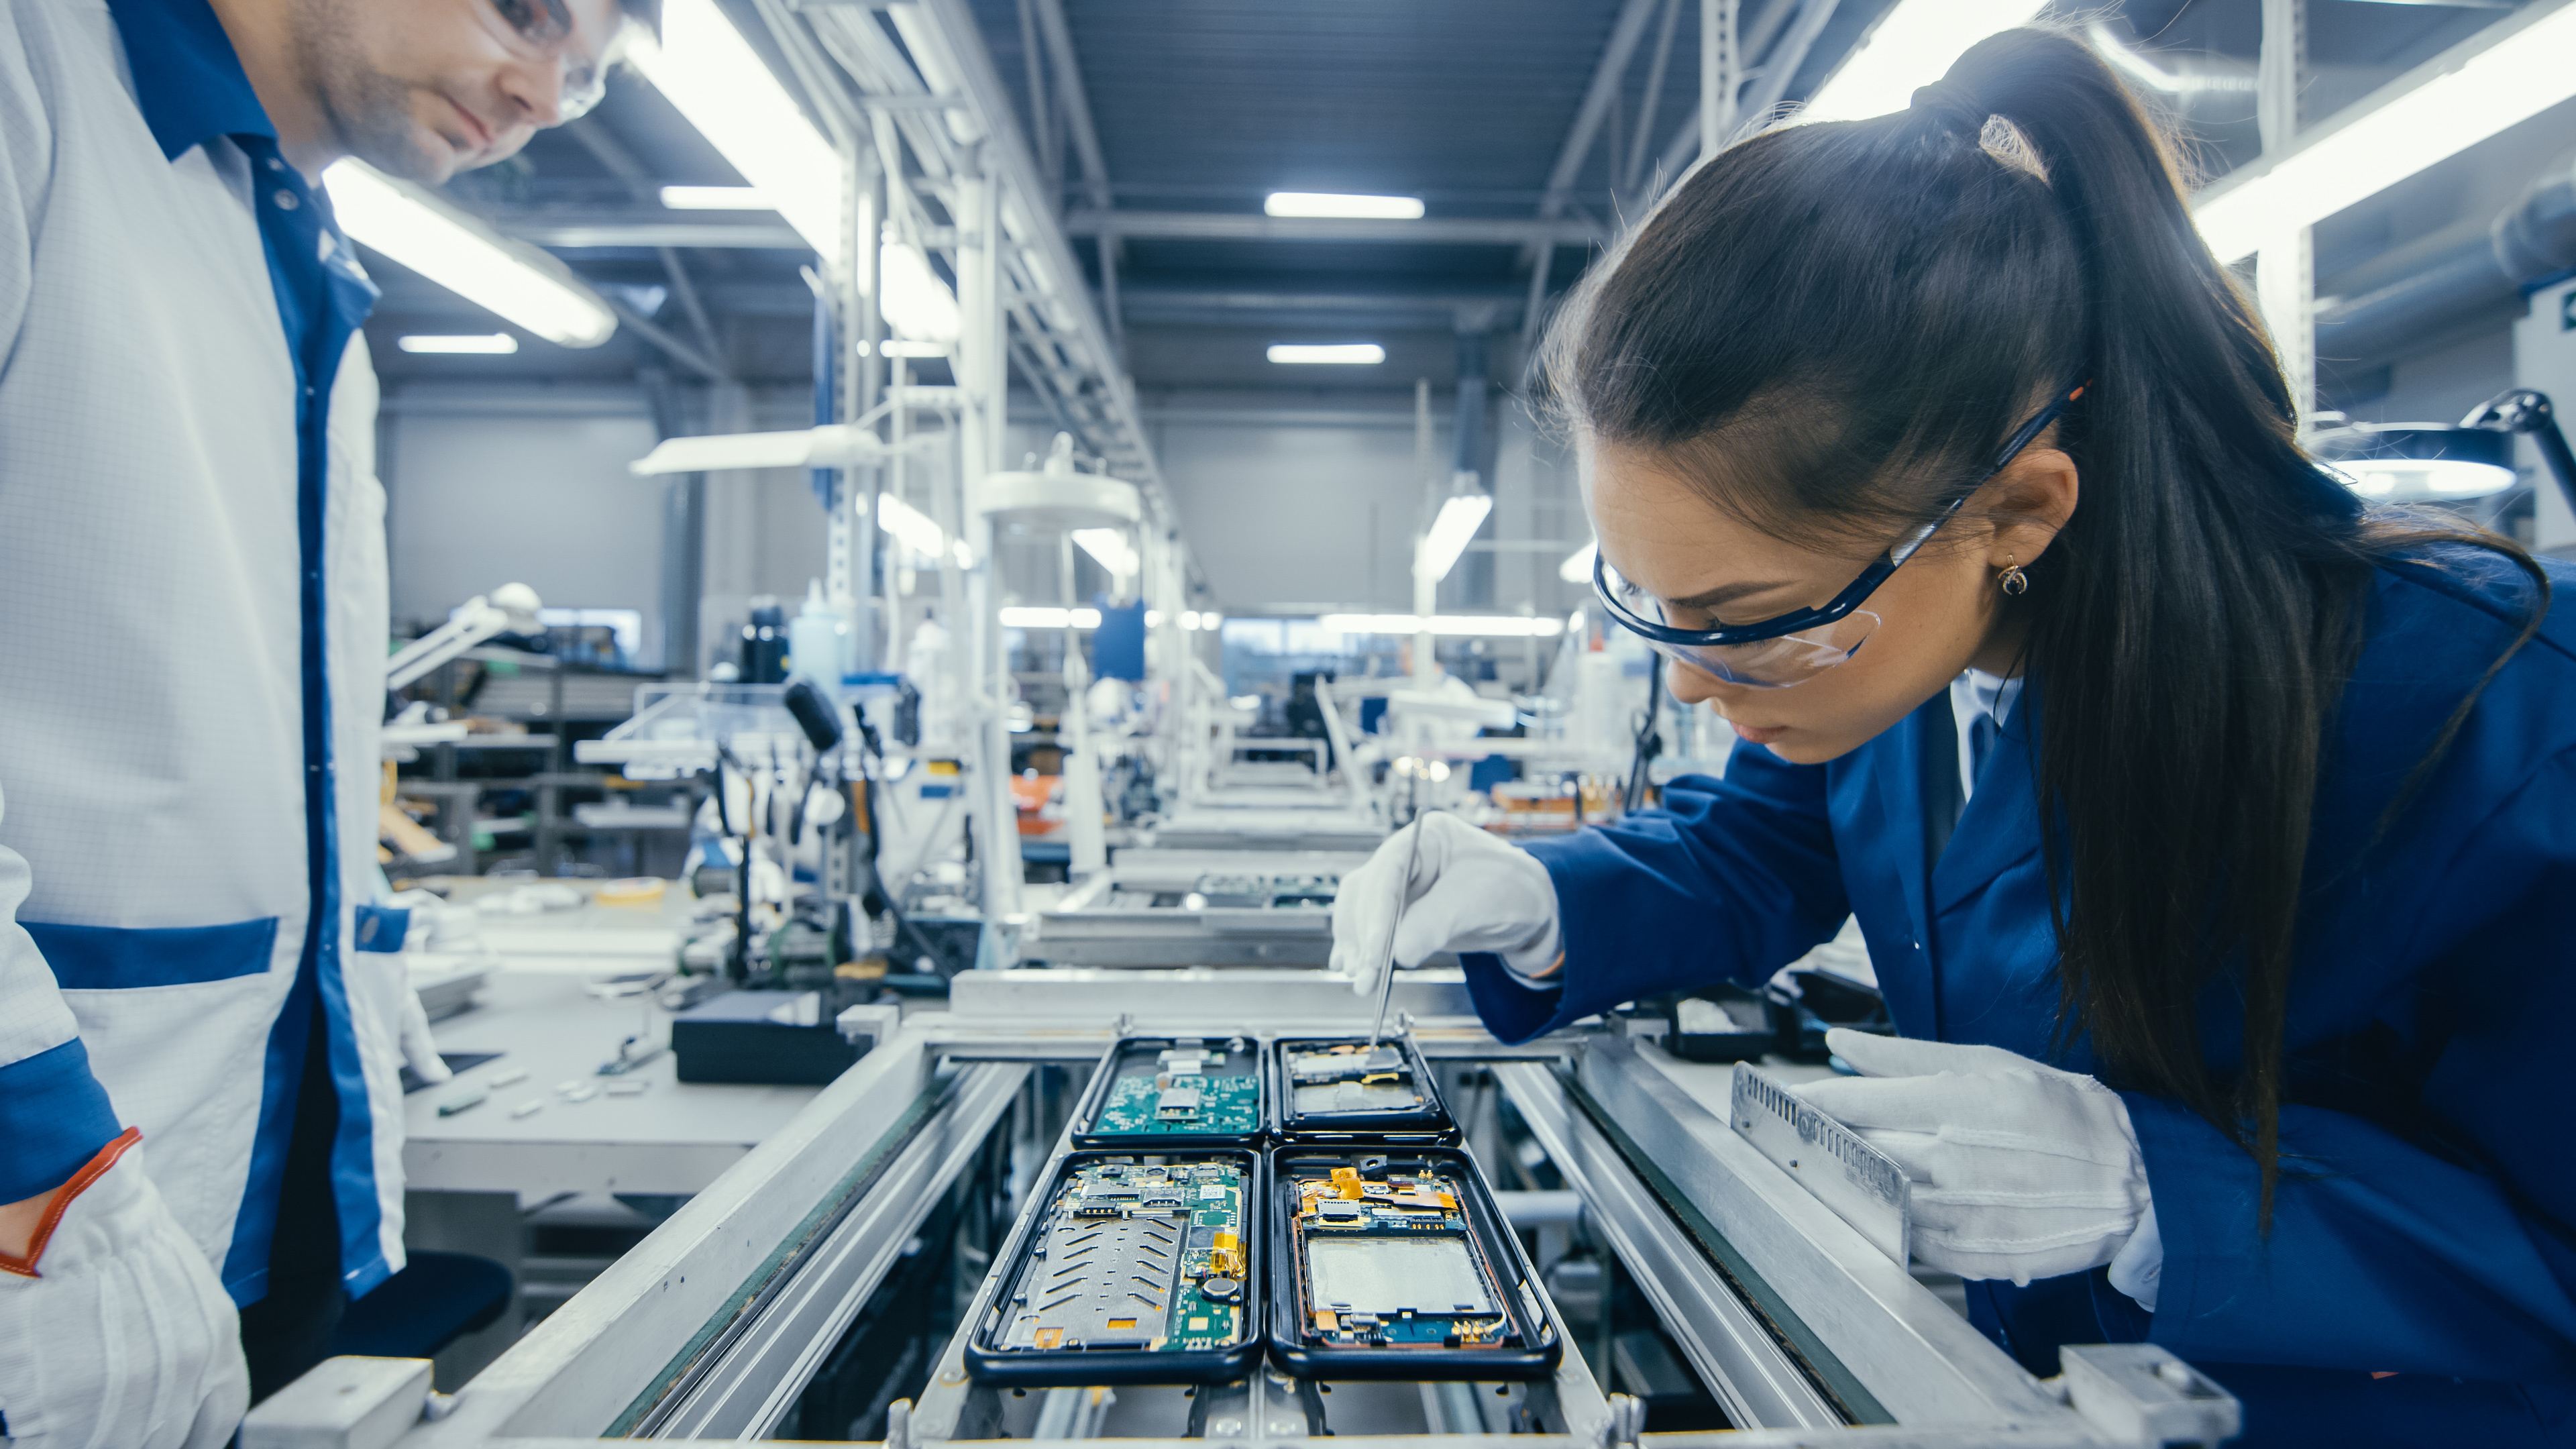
[965,1148,1268,1387]
[1071,1034,1268,1148]
[1266,1144,1560,1380]
[1266,1033,1455,1144]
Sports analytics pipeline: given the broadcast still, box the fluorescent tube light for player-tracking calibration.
[1415,493,1493,582]
[1199,611,1224,631]
[877,493,947,555]
[660,184,770,210]
[1802,0,2049,123]
[1071,528,1139,578]
[855,339,950,358]
[2332,458,2516,499]
[1318,614,1566,639]
[1559,541,1596,584]
[1000,606,1104,629]
[1264,191,1427,220]
[1269,343,1385,366]
[323,162,616,347]
[625,0,845,261]
[877,494,975,568]
[2192,3,2576,263]
[397,333,519,355]
[880,240,962,343]
[630,425,883,475]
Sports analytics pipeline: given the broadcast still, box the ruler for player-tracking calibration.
[1729,1063,1911,1266]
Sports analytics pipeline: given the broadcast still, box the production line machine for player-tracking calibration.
[250,969,2240,1449]
[1014,850,1367,968]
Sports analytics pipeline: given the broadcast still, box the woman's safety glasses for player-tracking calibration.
[1593,383,2084,690]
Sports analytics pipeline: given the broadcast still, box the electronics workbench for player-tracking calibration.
[248,972,2240,1449]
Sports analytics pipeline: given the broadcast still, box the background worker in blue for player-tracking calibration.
[0,0,645,1444]
[1332,28,2576,1448]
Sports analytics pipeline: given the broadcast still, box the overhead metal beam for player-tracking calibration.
[1623,0,1686,195]
[1121,283,1524,315]
[1737,0,1840,123]
[902,0,1166,492]
[1029,0,1112,213]
[1065,209,1609,246]
[1540,0,1666,219]
[1701,0,1738,158]
[1650,0,1839,196]
[561,118,729,368]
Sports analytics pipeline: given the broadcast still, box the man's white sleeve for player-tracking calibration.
[0,6,124,1205]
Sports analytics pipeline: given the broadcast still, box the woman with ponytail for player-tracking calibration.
[1329,27,2575,1445]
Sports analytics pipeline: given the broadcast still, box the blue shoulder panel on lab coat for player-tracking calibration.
[1467,547,2576,1443]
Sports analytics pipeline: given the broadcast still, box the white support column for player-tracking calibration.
[956,161,1024,918]
[1700,0,1738,160]
[2256,0,2312,428]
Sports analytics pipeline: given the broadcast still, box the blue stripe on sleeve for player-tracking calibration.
[0,1039,121,1201]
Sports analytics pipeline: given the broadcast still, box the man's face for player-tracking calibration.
[297,0,631,183]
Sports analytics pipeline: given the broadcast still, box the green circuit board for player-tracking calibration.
[998,1158,1250,1356]
[1286,1158,1517,1353]
[1088,1038,1260,1138]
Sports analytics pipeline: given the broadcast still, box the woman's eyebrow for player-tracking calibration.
[1665,578,1799,610]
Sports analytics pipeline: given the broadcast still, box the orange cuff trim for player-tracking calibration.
[0,1126,141,1279]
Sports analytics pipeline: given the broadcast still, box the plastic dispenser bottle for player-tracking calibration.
[788,579,846,688]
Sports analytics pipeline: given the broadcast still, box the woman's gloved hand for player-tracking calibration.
[1793,1028,2150,1287]
[1332,813,1561,999]
[0,1136,250,1448]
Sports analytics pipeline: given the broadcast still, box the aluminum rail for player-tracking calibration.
[1493,1061,1843,1430]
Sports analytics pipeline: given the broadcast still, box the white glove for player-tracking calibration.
[1332,814,1560,998]
[0,1141,249,1448]
[1794,1028,2150,1287]
[399,986,452,1085]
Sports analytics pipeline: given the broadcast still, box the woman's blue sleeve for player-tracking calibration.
[2133,745,2576,1385]
[1462,742,1850,1043]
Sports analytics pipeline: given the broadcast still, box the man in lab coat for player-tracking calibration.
[0,1,647,1443]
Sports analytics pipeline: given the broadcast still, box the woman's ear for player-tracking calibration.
[1983,446,2080,568]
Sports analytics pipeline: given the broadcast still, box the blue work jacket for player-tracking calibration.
[1466,547,2576,1447]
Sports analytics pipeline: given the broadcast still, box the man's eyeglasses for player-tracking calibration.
[489,0,611,120]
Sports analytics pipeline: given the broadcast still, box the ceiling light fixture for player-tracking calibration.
[1070,527,1140,578]
[396,333,519,355]
[855,339,949,358]
[1318,614,1566,639]
[324,162,616,348]
[879,239,962,342]
[659,184,770,211]
[2191,3,2576,263]
[625,0,845,261]
[1415,492,1493,583]
[1000,606,1104,630]
[1801,0,2049,123]
[877,493,975,569]
[1268,343,1385,366]
[1264,191,1428,220]
[1558,540,1596,584]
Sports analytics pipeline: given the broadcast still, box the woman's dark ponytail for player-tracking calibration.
[1549,27,2546,1226]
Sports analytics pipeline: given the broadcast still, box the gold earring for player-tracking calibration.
[1998,557,2029,596]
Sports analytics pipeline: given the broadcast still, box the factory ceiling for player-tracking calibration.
[370,0,2565,419]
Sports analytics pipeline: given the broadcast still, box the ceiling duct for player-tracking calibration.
[2318,152,2576,366]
